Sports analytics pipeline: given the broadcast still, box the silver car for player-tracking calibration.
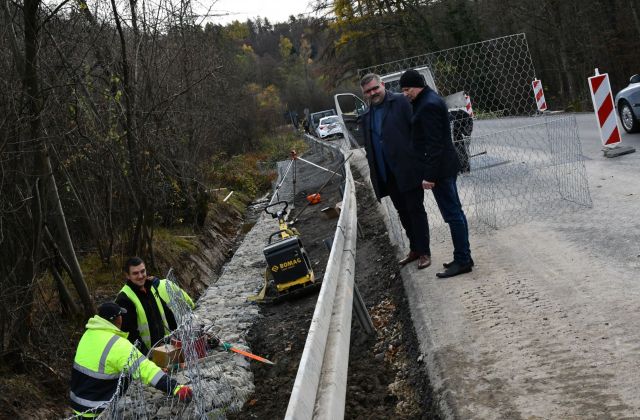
[316,116,343,139]
[615,74,640,133]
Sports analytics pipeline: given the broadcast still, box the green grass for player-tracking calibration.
[207,128,307,202]
[155,227,199,255]
[220,190,251,214]
[78,253,122,290]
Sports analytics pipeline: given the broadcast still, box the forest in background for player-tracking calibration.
[1,0,639,416]
[316,0,640,107]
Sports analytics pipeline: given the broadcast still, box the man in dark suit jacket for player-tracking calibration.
[360,73,431,269]
[399,69,473,278]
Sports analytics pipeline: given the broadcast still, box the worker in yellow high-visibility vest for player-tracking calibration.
[115,257,195,355]
[70,302,193,417]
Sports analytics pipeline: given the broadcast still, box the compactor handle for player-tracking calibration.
[264,200,288,218]
[267,229,296,244]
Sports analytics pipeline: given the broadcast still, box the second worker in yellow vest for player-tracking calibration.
[115,257,195,355]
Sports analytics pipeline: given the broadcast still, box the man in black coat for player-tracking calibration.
[399,69,473,278]
[359,73,431,269]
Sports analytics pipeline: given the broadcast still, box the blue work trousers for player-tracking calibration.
[432,176,471,264]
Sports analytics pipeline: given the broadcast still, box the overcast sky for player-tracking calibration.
[205,0,313,25]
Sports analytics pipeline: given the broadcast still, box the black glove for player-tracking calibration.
[207,335,221,349]
[207,335,232,351]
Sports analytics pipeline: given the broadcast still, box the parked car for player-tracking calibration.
[316,116,343,139]
[615,74,640,133]
[308,109,337,135]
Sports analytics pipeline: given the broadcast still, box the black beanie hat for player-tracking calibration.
[399,69,425,88]
[98,302,127,321]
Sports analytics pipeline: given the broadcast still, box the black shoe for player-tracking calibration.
[436,261,473,278]
[443,257,474,269]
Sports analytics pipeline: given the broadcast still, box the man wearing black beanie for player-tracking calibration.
[359,73,432,269]
[400,69,474,278]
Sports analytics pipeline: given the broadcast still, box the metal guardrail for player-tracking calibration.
[285,136,357,419]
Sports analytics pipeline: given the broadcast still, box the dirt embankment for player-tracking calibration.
[0,199,247,420]
[158,200,246,297]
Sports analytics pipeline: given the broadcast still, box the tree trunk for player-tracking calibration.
[44,155,95,317]
[22,0,95,321]
[110,0,150,257]
[629,0,640,39]
[43,243,81,317]
[2,0,24,74]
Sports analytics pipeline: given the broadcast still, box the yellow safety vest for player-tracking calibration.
[155,278,195,311]
[69,315,174,417]
[120,283,170,351]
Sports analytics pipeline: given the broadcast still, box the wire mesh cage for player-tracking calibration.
[355,34,592,245]
[67,271,249,420]
[360,33,539,126]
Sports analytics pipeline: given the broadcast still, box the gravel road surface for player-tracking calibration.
[359,113,640,419]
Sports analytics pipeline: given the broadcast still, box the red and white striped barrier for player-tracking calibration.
[588,70,621,147]
[464,94,474,118]
[532,79,547,112]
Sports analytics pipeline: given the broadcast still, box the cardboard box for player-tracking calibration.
[151,344,182,368]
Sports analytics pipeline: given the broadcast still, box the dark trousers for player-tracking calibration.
[386,172,430,256]
[432,176,471,264]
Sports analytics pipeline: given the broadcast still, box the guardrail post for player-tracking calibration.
[353,284,375,336]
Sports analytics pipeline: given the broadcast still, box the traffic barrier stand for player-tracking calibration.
[532,79,547,112]
[464,94,474,118]
[588,68,635,158]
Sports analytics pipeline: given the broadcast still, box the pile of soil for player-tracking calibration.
[230,167,438,419]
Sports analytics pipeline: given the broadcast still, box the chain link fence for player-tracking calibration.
[360,33,539,126]
[355,33,592,244]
